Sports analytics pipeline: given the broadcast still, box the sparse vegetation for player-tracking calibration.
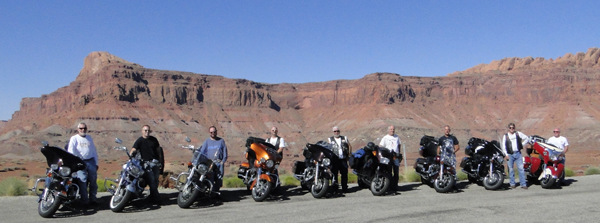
[20,173,29,178]
[280,174,300,186]
[564,167,575,177]
[457,172,468,181]
[403,170,421,182]
[347,172,358,183]
[584,166,600,175]
[223,177,245,188]
[0,177,28,196]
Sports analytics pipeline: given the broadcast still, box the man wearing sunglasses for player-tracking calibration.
[546,128,569,185]
[67,122,99,207]
[200,126,228,195]
[501,123,530,190]
[131,125,163,204]
[329,126,352,193]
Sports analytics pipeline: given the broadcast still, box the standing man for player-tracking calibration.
[200,126,228,194]
[329,126,352,193]
[501,123,530,190]
[437,125,460,170]
[67,122,99,206]
[265,126,286,156]
[547,128,569,185]
[379,125,402,190]
[130,125,162,204]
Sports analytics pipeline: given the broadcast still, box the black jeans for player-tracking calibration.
[144,165,160,202]
[332,158,348,190]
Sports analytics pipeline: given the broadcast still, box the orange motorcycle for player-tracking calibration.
[237,137,283,202]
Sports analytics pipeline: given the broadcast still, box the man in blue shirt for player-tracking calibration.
[200,126,228,194]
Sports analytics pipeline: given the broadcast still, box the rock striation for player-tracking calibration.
[2,49,600,174]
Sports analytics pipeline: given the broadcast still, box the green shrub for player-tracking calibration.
[347,172,358,183]
[564,167,575,177]
[403,170,421,182]
[280,174,299,186]
[223,177,245,188]
[457,172,468,181]
[584,166,600,175]
[0,177,28,196]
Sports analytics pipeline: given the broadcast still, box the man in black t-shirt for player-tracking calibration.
[131,125,162,204]
[437,125,460,169]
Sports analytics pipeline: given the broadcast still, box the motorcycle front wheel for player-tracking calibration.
[177,183,202,208]
[540,175,556,189]
[434,173,456,193]
[38,189,61,218]
[483,170,504,190]
[370,174,391,196]
[251,179,272,202]
[311,177,330,198]
[110,186,133,212]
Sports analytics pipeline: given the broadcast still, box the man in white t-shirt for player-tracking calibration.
[547,128,569,185]
[67,122,99,207]
[379,125,402,190]
[265,126,286,156]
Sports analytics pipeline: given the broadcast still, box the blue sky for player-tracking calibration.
[1,1,599,120]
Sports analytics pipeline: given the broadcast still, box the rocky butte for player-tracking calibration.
[1,49,600,177]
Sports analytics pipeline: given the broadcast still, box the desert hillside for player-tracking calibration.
[1,49,600,178]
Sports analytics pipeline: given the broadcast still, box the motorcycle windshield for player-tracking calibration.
[191,151,214,166]
[40,146,87,171]
[307,143,335,160]
[377,147,393,159]
[248,138,282,162]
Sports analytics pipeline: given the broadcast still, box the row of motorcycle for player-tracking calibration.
[32,133,565,218]
[414,135,566,192]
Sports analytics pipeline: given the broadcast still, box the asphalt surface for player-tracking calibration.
[2,175,599,222]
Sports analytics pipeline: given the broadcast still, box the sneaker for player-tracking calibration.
[521,186,528,190]
[510,185,517,189]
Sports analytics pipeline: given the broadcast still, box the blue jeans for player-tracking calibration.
[78,159,98,204]
[507,151,526,187]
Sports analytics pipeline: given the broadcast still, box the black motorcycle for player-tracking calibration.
[292,141,335,198]
[350,142,398,196]
[414,135,456,193]
[460,137,505,190]
[172,137,222,208]
[105,138,161,212]
[32,142,87,218]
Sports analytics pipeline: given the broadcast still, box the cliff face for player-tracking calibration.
[2,49,600,171]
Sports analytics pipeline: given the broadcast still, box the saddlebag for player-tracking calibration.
[292,161,306,175]
[237,163,249,179]
[350,149,366,169]
[419,135,438,157]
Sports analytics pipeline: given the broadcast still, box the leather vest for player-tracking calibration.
[504,133,523,154]
[330,136,349,159]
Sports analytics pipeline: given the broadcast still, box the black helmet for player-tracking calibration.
[366,142,376,151]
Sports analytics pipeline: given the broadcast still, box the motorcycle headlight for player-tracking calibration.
[266,160,275,168]
[51,164,59,171]
[59,167,71,177]
[549,153,560,162]
[128,165,143,177]
[496,156,504,164]
[322,158,331,167]
[259,158,266,164]
[197,164,209,175]
[380,157,390,165]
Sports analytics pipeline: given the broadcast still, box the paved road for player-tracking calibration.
[3,176,599,222]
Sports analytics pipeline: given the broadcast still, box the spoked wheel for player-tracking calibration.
[110,186,132,212]
[434,173,456,193]
[251,179,272,202]
[310,177,330,198]
[38,189,61,218]
[370,174,391,196]
[483,170,504,190]
[177,183,202,208]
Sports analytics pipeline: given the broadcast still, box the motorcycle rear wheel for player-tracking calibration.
[177,184,202,208]
[252,179,272,202]
[311,177,330,198]
[434,173,456,193]
[540,176,556,189]
[110,187,133,212]
[38,190,61,218]
[483,170,504,190]
[370,174,391,196]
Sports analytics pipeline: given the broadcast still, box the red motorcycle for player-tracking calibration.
[523,135,565,188]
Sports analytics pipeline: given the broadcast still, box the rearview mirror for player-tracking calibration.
[41,141,49,147]
[115,138,122,144]
[185,137,191,143]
